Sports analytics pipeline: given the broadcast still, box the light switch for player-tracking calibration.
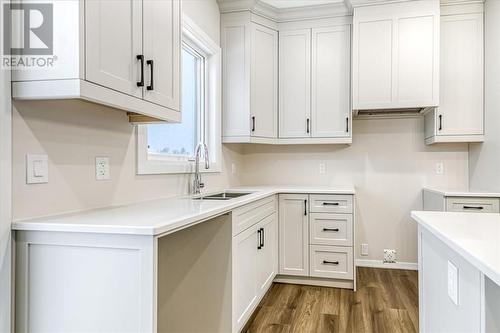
[26,154,48,184]
[448,260,459,306]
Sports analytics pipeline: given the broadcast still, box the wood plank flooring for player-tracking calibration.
[244,267,418,333]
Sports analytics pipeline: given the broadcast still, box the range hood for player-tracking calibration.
[353,107,433,118]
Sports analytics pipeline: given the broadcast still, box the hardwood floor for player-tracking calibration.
[244,267,418,333]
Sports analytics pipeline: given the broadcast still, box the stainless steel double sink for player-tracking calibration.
[193,191,252,201]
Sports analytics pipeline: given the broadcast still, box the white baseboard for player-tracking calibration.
[355,259,418,271]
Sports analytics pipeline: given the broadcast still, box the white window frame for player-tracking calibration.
[137,15,221,175]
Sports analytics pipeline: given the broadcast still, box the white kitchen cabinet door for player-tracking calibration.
[233,224,259,331]
[353,1,439,110]
[279,29,311,138]
[257,213,278,294]
[279,194,309,276]
[437,13,483,137]
[85,0,143,98]
[251,24,278,138]
[143,0,181,111]
[353,17,393,109]
[397,14,439,107]
[311,26,351,138]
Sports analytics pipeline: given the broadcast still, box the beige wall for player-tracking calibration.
[12,0,244,221]
[469,0,500,193]
[238,118,469,263]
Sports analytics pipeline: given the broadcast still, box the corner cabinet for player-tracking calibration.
[12,0,181,123]
[221,12,278,143]
[352,1,440,111]
[222,12,352,145]
[424,4,484,145]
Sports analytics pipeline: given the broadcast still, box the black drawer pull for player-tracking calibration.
[322,202,339,206]
[136,55,144,87]
[323,260,339,265]
[146,59,154,91]
[463,206,484,210]
[257,229,262,250]
[323,228,339,232]
[304,199,307,216]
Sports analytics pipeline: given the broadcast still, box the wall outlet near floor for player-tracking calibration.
[436,162,444,175]
[95,156,110,180]
[383,249,397,263]
[319,163,326,174]
[361,243,369,256]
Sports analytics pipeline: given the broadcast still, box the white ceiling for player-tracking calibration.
[260,0,344,9]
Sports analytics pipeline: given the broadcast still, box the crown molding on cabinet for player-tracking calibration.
[218,0,485,21]
[217,0,351,21]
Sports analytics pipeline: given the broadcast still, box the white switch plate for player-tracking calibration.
[95,157,110,180]
[361,243,369,256]
[231,163,237,175]
[448,260,459,305]
[436,162,444,175]
[319,163,326,174]
[26,154,48,184]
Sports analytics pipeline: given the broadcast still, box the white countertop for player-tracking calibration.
[12,186,355,236]
[411,211,500,286]
[424,187,500,198]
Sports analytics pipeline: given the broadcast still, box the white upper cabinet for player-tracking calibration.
[425,6,484,144]
[221,12,278,143]
[143,0,181,110]
[311,26,351,138]
[251,24,278,138]
[279,29,311,138]
[352,1,440,110]
[86,0,143,99]
[12,0,181,123]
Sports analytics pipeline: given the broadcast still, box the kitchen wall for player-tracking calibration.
[238,117,469,263]
[12,0,243,221]
[469,0,500,193]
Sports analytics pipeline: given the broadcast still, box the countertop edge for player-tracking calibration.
[411,211,500,287]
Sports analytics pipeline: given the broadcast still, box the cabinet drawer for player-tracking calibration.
[310,213,352,246]
[310,245,353,280]
[309,195,353,213]
[446,197,500,213]
[232,196,277,236]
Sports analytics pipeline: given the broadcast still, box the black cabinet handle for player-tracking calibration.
[322,202,339,206]
[147,60,154,91]
[257,229,262,249]
[438,115,442,131]
[463,206,484,210]
[306,118,310,134]
[261,228,265,248]
[346,117,349,133]
[323,260,339,265]
[304,199,307,216]
[323,228,339,232]
[137,55,144,87]
[251,116,255,132]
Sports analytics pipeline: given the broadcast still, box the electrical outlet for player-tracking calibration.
[383,249,397,263]
[95,157,110,180]
[361,243,369,256]
[436,162,444,175]
[448,261,459,305]
[319,163,326,174]
[231,163,237,175]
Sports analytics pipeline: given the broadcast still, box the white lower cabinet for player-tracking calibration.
[232,198,278,332]
[278,194,355,288]
[279,194,309,276]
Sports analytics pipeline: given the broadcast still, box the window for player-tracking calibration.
[137,15,221,174]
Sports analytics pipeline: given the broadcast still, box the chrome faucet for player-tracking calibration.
[192,142,210,195]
